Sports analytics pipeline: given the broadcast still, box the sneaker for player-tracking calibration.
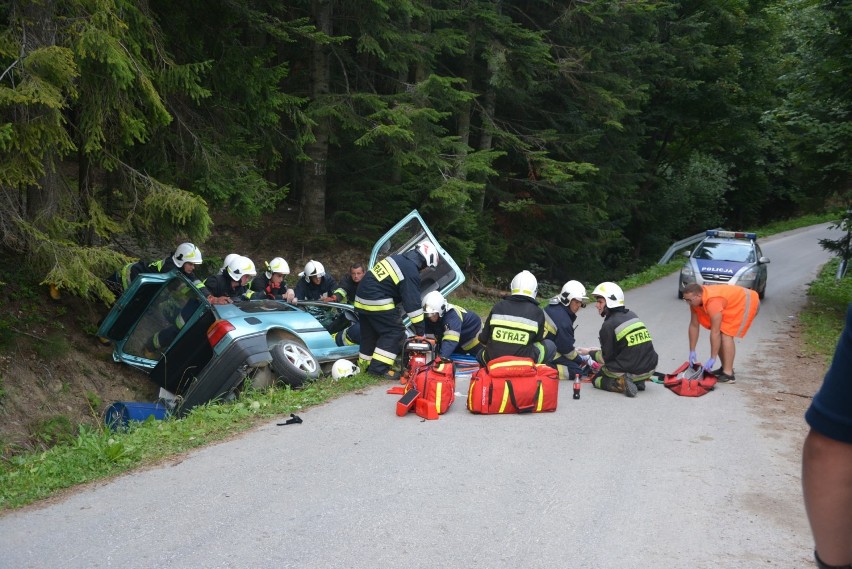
[716,372,736,384]
[635,380,646,391]
[624,379,638,398]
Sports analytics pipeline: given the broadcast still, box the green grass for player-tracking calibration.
[0,372,383,510]
[799,258,852,362]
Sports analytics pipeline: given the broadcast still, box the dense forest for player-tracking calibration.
[1,0,849,302]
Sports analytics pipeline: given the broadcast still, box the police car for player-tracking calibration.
[678,230,770,299]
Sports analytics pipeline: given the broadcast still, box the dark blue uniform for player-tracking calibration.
[295,274,338,301]
[354,251,426,376]
[425,304,483,359]
[544,301,584,379]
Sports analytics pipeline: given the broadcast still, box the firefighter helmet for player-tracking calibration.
[303,260,325,281]
[331,359,358,381]
[510,270,538,299]
[266,257,290,278]
[558,280,588,306]
[422,290,447,316]
[227,256,257,281]
[221,253,240,273]
[415,240,439,268]
[173,243,202,267]
[592,281,624,309]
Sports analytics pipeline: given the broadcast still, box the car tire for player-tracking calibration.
[758,286,766,300]
[270,340,320,389]
[677,289,683,299]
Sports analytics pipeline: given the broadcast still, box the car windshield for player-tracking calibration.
[694,242,755,263]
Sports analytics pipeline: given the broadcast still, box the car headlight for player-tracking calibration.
[738,267,758,283]
[681,265,694,278]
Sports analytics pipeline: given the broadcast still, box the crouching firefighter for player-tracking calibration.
[543,280,595,380]
[477,270,555,367]
[354,240,439,379]
[582,282,658,398]
[423,290,483,360]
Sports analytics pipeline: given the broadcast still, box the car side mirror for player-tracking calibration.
[759,257,770,264]
[682,250,691,257]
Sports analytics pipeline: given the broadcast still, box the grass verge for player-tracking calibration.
[0,373,382,511]
[799,258,852,363]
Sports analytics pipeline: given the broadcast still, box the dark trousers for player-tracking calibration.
[356,309,405,375]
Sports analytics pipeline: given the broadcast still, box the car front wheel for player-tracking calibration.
[270,340,320,389]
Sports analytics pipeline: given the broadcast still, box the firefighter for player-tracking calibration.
[108,242,205,297]
[205,255,258,301]
[294,260,338,301]
[329,263,365,347]
[330,263,366,304]
[354,240,438,379]
[251,257,296,302]
[477,270,555,366]
[579,282,658,397]
[422,290,483,360]
[543,280,597,380]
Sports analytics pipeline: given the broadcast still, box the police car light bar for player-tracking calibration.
[706,230,757,240]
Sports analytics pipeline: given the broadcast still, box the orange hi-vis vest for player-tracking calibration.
[693,285,760,338]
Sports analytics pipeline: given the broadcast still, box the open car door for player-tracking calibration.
[369,209,465,298]
[97,272,215,392]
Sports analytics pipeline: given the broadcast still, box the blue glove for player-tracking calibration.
[689,351,697,366]
[703,357,716,370]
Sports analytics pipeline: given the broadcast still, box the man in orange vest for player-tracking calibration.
[682,283,760,383]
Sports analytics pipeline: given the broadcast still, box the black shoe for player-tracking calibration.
[716,372,736,384]
[624,379,638,398]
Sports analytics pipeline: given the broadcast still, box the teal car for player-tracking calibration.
[97,210,464,415]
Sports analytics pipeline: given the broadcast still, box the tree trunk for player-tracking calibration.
[300,0,332,234]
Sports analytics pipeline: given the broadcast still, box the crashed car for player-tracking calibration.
[678,230,770,299]
[97,210,464,415]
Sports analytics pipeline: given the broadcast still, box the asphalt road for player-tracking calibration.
[0,223,841,569]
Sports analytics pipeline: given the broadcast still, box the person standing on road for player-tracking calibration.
[682,283,760,383]
[802,303,852,569]
[578,281,658,397]
[354,241,438,379]
[477,270,555,366]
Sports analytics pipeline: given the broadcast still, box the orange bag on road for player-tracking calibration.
[663,362,717,397]
[400,359,456,417]
[467,356,559,414]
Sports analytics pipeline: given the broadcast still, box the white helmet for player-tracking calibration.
[422,290,447,316]
[592,281,625,309]
[173,243,202,266]
[331,359,358,380]
[221,253,240,273]
[558,280,588,306]
[303,260,325,281]
[510,270,538,299]
[227,255,257,281]
[266,257,290,278]
[415,240,439,268]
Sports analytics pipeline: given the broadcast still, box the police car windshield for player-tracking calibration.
[695,242,755,263]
